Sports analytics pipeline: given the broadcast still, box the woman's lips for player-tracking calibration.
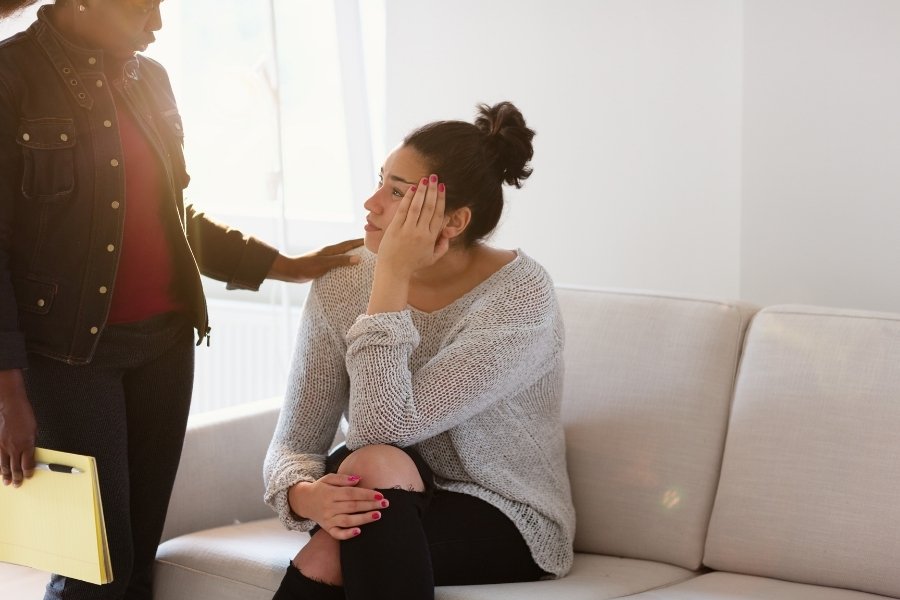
[364,220,381,232]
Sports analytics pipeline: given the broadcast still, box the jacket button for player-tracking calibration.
[36,299,45,308]
[21,133,29,141]
[110,159,119,167]
[111,201,120,209]
[99,286,108,294]
[106,244,115,252]
[104,120,112,128]
[90,327,99,335]
[60,133,68,142]
[88,57,97,65]
[96,80,103,88]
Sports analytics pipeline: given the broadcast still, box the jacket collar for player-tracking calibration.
[29,5,140,111]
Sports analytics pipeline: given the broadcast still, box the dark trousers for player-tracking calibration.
[24,312,195,600]
[273,446,547,600]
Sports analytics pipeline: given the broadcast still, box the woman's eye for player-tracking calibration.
[392,188,404,198]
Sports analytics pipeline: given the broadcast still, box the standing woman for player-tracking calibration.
[0,1,361,599]
[265,101,575,599]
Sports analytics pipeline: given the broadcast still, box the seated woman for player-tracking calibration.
[264,101,575,600]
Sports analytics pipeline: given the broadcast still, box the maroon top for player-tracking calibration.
[107,91,183,324]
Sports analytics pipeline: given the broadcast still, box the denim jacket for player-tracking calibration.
[0,9,278,368]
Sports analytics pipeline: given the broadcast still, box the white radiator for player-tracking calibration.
[191,299,302,414]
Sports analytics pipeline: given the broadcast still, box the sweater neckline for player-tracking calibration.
[407,250,524,317]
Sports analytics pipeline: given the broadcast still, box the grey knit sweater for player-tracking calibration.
[263,248,575,577]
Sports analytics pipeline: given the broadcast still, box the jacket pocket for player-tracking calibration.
[159,108,191,190]
[13,275,58,315]
[17,118,77,201]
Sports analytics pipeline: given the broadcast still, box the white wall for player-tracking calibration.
[383,0,744,298]
[741,0,900,312]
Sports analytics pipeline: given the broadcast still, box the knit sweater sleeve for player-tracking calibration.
[263,284,348,531]
[344,268,561,448]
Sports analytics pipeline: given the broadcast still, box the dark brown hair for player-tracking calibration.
[0,0,44,19]
[403,101,535,246]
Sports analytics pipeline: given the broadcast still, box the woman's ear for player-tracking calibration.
[442,207,472,241]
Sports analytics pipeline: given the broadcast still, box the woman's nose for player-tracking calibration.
[363,193,380,214]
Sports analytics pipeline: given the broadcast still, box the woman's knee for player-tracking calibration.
[337,445,424,492]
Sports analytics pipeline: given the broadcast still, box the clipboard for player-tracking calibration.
[0,448,113,585]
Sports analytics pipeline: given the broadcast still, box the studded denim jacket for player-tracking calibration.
[0,8,278,368]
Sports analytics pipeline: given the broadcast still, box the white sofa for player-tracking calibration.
[147,287,900,599]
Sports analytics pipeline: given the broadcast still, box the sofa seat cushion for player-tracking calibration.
[153,518,696,600]
[623,572,899,599]
[154,518,306,600]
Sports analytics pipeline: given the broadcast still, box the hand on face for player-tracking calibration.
[375,174,450,278]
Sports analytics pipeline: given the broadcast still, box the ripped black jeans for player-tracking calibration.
[272,445,547,600]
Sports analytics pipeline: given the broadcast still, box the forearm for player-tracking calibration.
[366,263,411,315]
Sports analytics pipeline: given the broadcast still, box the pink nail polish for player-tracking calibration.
[372,512,381,520]
[380,500,388,508]
[438,183,445,193]
[353,528,361,536]
[347,475,360,482]
[374,493,384,500]
[410,186,417,193]
[421,178,428,185]
[429,174,438,183]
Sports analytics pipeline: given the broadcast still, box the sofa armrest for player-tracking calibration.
[160,397,282,543]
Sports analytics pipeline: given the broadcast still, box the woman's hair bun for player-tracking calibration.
[474,101,535,188]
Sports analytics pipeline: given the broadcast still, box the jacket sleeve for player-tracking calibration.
[184,204,279,291]
[0,76,27,370]
[263,284,347,531]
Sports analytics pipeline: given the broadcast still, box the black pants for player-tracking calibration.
[273,446,547,600]
[24,312,195,600]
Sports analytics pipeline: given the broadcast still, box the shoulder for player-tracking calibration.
[308,246,375,324]
[0,30,35,88]
[469,250,560,329]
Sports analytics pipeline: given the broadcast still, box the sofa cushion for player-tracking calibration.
[623,571,897,599]
[704,305,900,598]
[557,288,756,570]
[154,518,696,600]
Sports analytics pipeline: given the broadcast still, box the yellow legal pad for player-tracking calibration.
[0,448,113,585]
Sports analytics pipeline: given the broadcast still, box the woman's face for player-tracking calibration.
[363,144,431,254]
[74,0,163,59]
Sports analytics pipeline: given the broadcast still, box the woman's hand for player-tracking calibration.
[377,175,449,278]
[0,369,37,488]
[267,238,364,284]
[366,175,449,314]
[287,473,389,540]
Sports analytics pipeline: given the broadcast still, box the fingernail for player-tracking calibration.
[380,500,388,508]
[374,493,384,500]
[410,186,417,193]
[353,528,361,536]
[371,512,381,520]
[438,183,445,193]
[429,174,438,183]
[420,177,428,185]
[347,475,360,482]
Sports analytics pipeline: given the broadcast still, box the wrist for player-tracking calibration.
[287,480,313,520]
[0,369,26,399]
[266,253,290,281]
